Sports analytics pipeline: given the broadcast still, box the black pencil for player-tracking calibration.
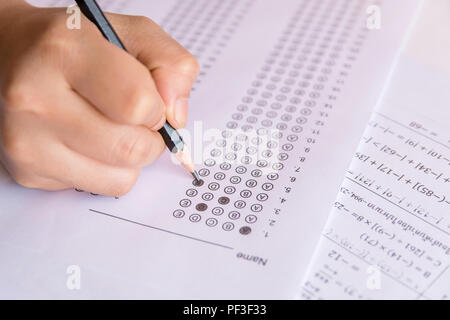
[74,0,200,182]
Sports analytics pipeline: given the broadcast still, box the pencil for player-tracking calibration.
[74,0,200,182]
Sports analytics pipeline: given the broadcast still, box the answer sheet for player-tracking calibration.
[299,56,450,299]
[1,0,421,298]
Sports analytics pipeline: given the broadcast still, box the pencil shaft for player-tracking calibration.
[75,0,125,50]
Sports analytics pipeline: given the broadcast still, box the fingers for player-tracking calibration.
[61,147,141,197]
[6,143,140,196]
[52,144,141,197]
[30,176,68,191]
[107,14,200,129]
[17,174,69,191]
[0,80,162,195]
[1,110,143,196]
[3,134,142,196]
[1,157,69,191]
[51,88,165,168]
[62,19,166,130]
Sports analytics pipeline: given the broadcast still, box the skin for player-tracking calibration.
[0,1,200,196]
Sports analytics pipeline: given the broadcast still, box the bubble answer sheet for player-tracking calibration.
[0,0,421,298]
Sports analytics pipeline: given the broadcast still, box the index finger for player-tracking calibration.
[62,17,166,130]
[107,14,200,129]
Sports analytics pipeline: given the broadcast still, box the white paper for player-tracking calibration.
[299,55,450,299]
[1,0,420,298]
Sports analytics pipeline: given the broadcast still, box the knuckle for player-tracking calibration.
[1,135,31,166]
[124,87,162,124]
[110,171,139,196]
[40,36,70,57]
[133,15,157,28]
[39,33,74,64]
[13,173,39,189]
[174,53,200,78]
[1,81,39,111]
[40,17,74,53]
[38,14,97,65]
[113,133,151,166]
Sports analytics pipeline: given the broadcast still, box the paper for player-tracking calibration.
[0,0,420,298]
[299,56,450,299]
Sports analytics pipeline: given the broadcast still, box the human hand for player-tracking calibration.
[0,1,199,196]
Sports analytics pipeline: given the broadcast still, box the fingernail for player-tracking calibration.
[174,98,189,128]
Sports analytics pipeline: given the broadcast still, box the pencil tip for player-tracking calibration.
[174,148,195,174]
[191,170,200,182]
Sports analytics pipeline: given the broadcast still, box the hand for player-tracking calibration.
[0,2,199,196]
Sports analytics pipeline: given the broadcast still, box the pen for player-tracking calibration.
[74,0,200,182]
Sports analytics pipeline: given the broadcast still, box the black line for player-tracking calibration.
[345,176,449,236]
[374,112,450,150]
[323,233,422,296]
[89,209,234,250]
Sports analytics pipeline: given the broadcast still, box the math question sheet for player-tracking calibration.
[299,55,450,299]
[0,0,421,298]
